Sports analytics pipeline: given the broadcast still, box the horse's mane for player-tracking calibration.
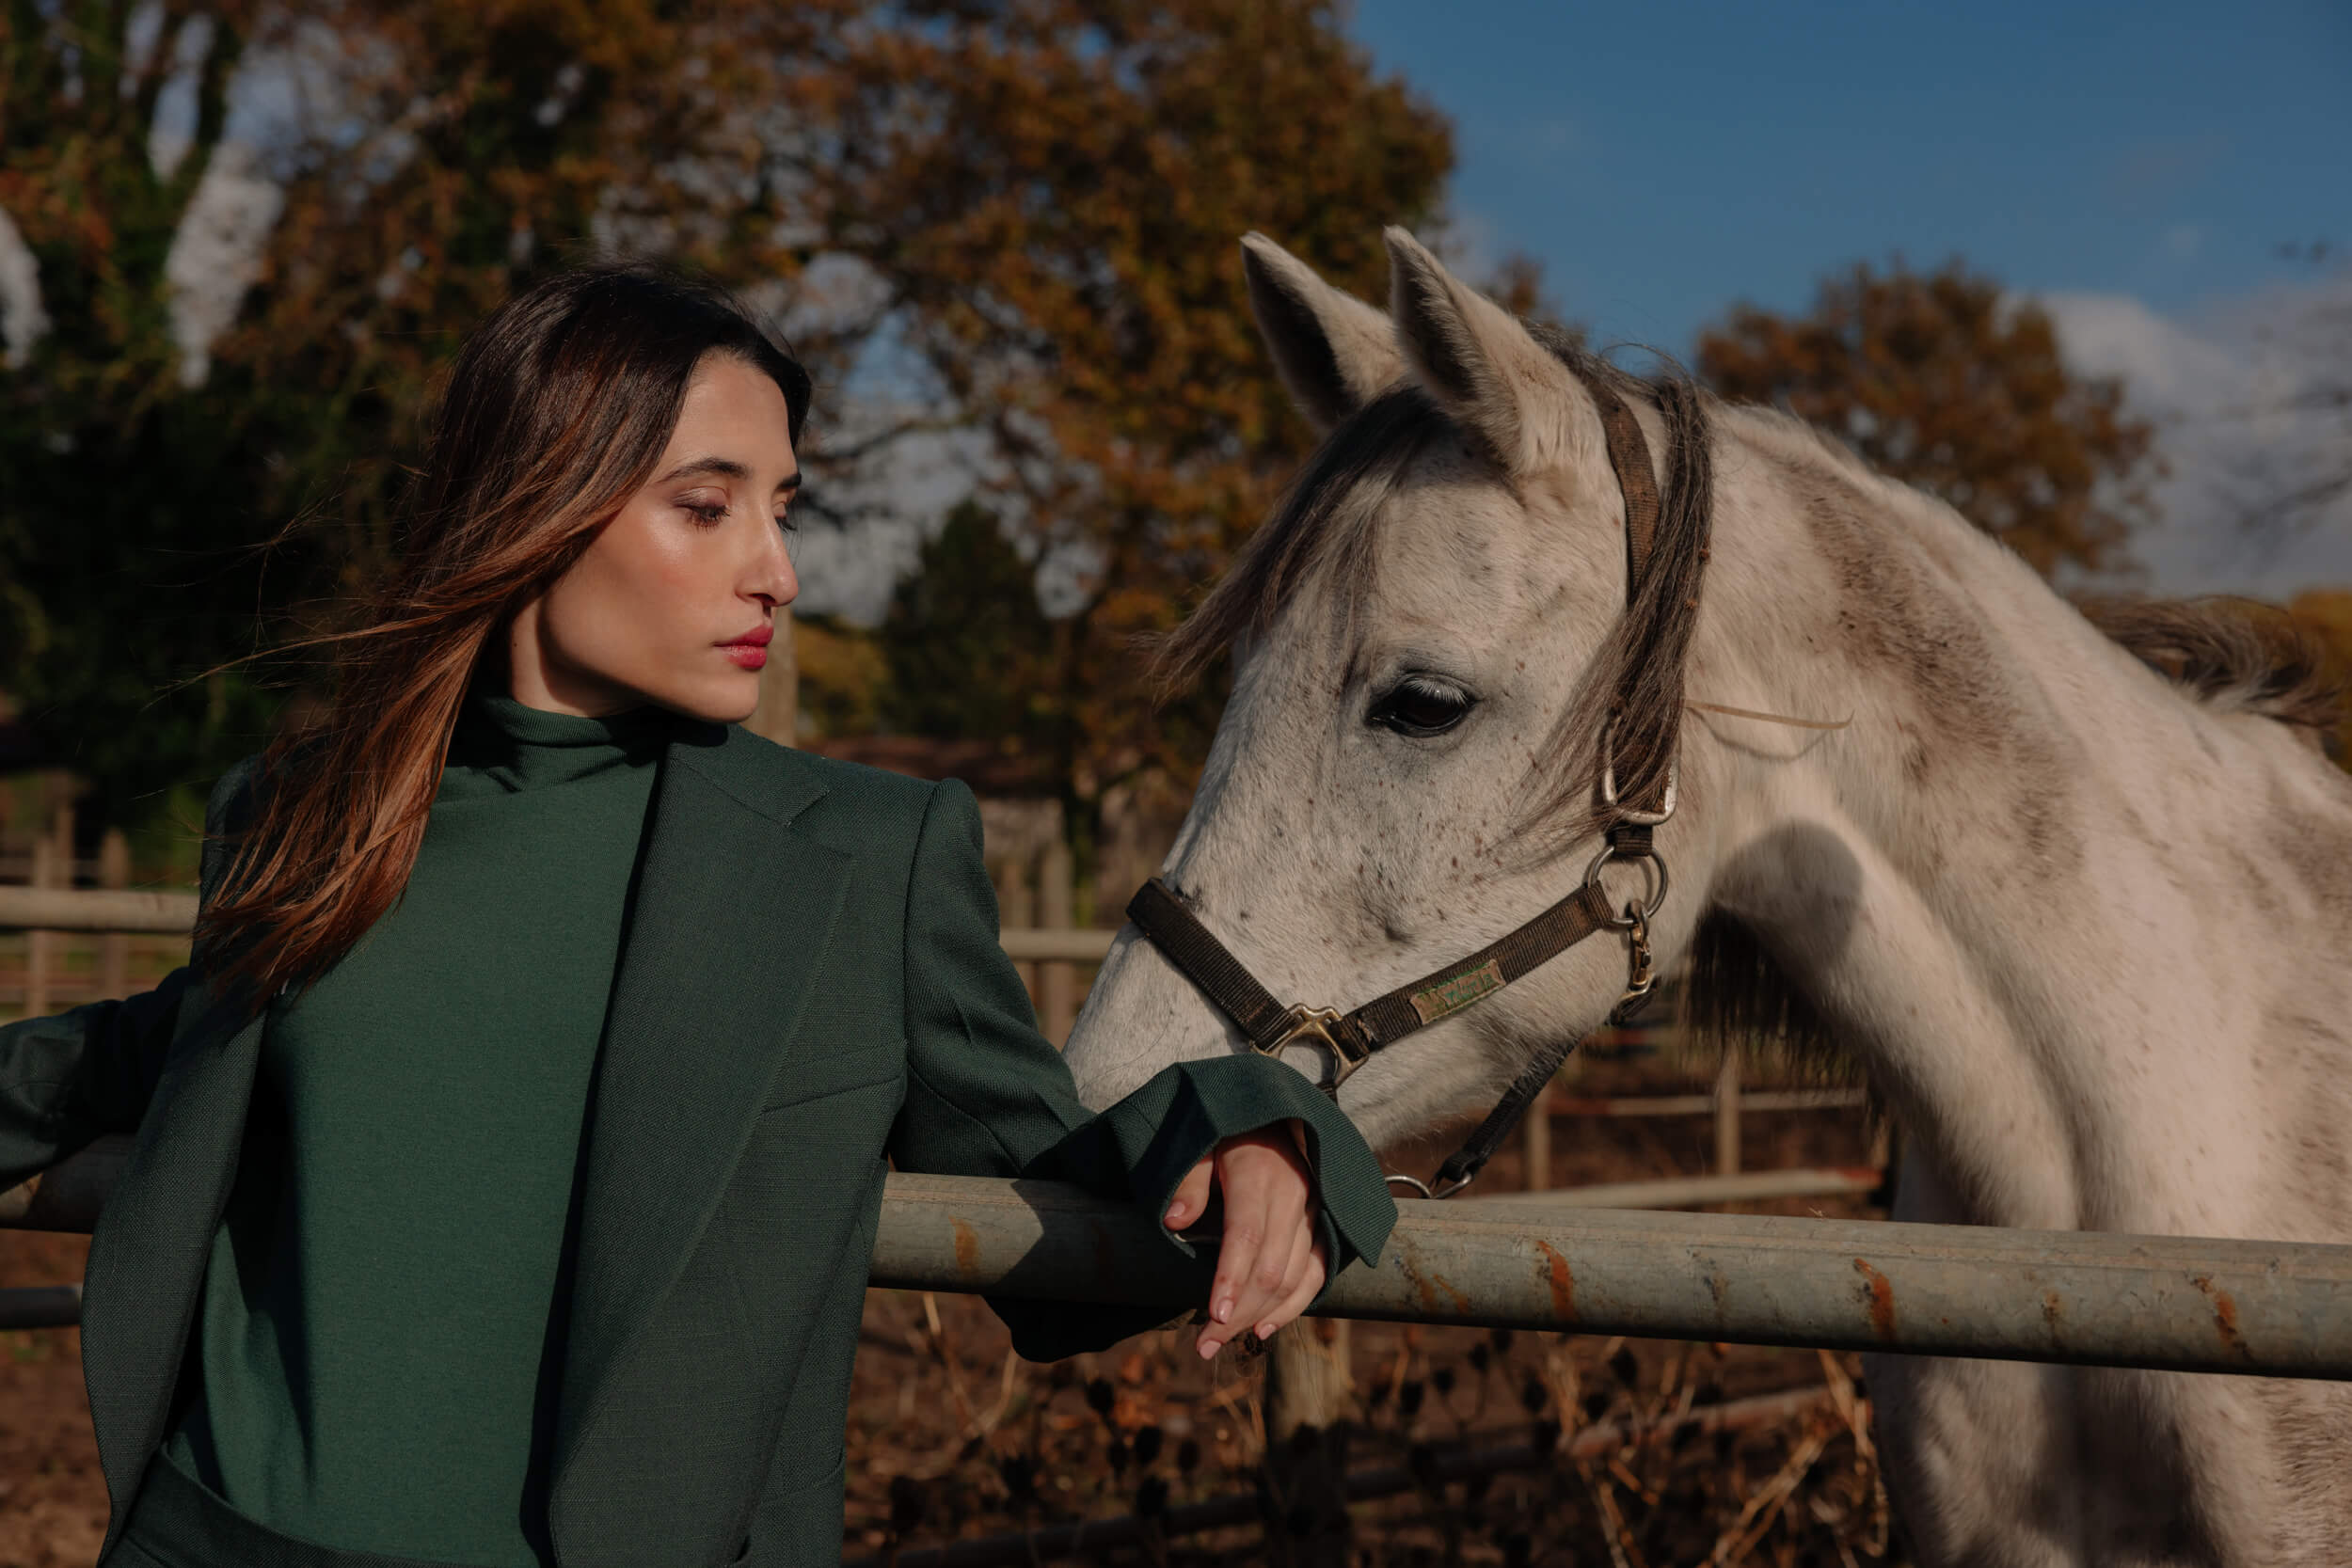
[2077,594,2345,732]
[1732,405,2346,736]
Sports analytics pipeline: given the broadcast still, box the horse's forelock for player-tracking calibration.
[1153,384,1444,695]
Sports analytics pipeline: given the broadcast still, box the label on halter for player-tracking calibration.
[1409,958,1505,1024]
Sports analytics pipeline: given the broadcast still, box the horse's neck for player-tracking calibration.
[1694,422,2352,1238]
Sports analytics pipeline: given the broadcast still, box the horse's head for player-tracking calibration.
[1064,230,1723,1149]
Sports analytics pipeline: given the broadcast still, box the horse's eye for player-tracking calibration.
[1370,676,1477,738]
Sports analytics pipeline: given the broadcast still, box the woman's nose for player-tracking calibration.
[748,529,799,609]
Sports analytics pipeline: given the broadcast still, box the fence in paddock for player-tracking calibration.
[0,883,1877,1196]
[6,1143,2352,1381]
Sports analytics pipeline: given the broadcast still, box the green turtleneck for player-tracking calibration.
[164,692,674,1566]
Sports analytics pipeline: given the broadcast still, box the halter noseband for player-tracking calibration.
[1125,364,1698,1198]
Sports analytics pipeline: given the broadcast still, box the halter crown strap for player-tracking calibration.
[1578,372,1662,594]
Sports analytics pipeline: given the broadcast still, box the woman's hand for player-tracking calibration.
[1162,1120,1327,1359]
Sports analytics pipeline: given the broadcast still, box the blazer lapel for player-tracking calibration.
[553,732,851,1480]
[83,977,265,1552]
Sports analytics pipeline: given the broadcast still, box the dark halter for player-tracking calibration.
[1126,364,1697,1198]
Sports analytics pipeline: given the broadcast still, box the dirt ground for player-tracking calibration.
[0,1053,1893,1565]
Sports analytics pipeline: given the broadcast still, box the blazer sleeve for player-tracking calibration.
[888,777,1396,1360]
[0,758,260,1189]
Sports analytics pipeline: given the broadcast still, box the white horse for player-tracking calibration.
[1061,228,2352,1567]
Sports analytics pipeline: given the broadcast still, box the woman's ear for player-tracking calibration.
[1241,232,1406,436]
[1383,226,1600,478]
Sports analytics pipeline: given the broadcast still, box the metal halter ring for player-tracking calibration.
[1598,716,1679,827]
[1385,1170,1477,1200]
[1583,837,1670,929]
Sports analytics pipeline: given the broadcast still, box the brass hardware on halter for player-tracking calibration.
[1608,905,1658,1026]
[1252,1004,1371,1089]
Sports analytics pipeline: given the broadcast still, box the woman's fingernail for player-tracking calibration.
[1257,1322,1277,1340]
[1166,1204,1185,1223]
[1198,1338,1218,1360]
[1214,1296,1233,1323]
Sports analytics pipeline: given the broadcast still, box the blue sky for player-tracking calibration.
[1343,0,2350,355]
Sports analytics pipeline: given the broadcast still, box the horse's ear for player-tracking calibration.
[1382,227,1597,477]
[1241,232,1404,435]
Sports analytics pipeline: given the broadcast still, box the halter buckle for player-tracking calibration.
[1598,716,1679,826]
[1255,1004,1371,1091]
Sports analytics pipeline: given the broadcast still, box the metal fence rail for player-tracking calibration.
[1478,1167,1883,1209]
[869,1174,2352,1379]
[8,1143,2350,1375]
[0,885,1116,963]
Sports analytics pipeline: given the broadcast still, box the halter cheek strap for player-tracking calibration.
[1124,362,1698,1198]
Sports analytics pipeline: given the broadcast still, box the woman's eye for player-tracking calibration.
[1369,676,1476,738]
[684,501,727,526]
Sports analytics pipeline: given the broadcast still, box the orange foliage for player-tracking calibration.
[1697,260,2156,578]
[3,0,1455,822]
[2287,589,2352,767]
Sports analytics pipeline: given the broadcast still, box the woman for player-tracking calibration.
[0,266,1394,1568]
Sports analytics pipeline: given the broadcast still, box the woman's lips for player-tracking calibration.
[721,623,773,671]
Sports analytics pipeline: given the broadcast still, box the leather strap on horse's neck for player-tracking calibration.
[1578,370,1661,597]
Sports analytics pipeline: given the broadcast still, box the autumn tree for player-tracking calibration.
[1696,260,2156,577]
[2,0,1455,846]
[0,0,291,821]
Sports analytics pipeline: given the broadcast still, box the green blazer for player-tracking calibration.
[0,723,1395,1567]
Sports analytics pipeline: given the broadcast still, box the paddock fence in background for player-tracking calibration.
[0,884,1877,1192]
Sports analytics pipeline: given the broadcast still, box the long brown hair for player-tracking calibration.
[198,264,812,1005]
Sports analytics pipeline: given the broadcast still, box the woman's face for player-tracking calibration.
[507,352,801,722]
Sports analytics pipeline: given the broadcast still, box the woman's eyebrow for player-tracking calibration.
[658,456,803,494]
[660,455,750,483]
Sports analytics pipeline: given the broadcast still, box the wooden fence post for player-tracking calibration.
[98,828,130,1000]
[1714,1052,1742,1177]
[993,858,1037,1002]
[1262,1322,1353,1566]
[1037,840,1075,1047]
[24,793,71,1020]
[1523,1082,1551,1191]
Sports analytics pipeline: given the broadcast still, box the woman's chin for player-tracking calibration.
[639,673,764,728]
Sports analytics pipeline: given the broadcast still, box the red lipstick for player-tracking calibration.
[721,623,773,671]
